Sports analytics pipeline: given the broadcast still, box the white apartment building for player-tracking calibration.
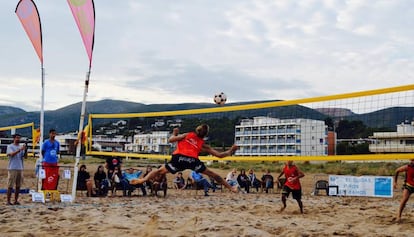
[125,131,171,154]
[369,120,414,153]
[234,117,328,156]
[55,133,128,154]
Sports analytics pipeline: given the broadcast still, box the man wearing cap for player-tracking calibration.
[6,134,26,205]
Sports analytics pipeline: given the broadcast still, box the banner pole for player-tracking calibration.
[15,0,45,192]
[36,66,45,191]
[71,68,91,201]
[67,0,95,201]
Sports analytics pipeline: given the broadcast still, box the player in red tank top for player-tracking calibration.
[133,124,239,193]
[394,159,414,223]
[277,160,305,214]
[172,131,205,158]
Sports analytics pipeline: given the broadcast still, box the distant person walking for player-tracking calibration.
[133,124,238,192]
[394,159,414,223]
[278,160,305,214]
[6,134,27,205]
[41,129,60,190]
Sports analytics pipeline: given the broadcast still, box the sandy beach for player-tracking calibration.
[1,159,413,237]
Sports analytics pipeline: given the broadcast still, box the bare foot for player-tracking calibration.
[391,217,402,224]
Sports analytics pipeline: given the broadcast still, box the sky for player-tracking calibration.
[1,0,414,112]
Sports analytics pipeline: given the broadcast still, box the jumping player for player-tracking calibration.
[278,160,305,214]
[133,124,239,192]
[394,159,414,223]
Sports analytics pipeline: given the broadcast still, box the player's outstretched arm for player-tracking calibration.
[168,128,188,143]
[203,144,238,158]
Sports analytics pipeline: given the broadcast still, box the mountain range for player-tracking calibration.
[0,99,413,134]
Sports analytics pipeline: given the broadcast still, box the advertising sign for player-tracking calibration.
[329,175,393,198]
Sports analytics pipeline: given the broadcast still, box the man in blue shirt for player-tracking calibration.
[6,134,26,205]
[191,170,214,196]
[41,129,60,190]
[123,168,147,196]
[42,129,60,164]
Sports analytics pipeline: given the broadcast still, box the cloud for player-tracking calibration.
[122,52,312,103]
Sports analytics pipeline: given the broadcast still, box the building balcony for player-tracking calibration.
[286,149,296,153]
[369,144,414,153]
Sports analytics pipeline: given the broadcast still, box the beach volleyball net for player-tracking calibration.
[0,122,40,158]
[86,84,414,162]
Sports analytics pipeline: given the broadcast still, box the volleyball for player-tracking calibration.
[214,92,227,105]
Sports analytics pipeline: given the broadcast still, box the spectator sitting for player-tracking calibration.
[77,165,96,197]
[151,170,167,197]
[143,165,153,193]
[248,169,261,192]
[237,168,250,193]
[94,165,109,196]
[124,167,147,196]
[226,168,240,190]
[261,169,274,193]
[191,170,214,196]
[105,154,122,183]
[110,166,129,196]
[185,177,193,189]
[173,171,186,190]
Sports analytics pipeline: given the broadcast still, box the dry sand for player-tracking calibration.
[0,159,413,237]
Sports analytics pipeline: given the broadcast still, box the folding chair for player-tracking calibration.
[314,180,329,196]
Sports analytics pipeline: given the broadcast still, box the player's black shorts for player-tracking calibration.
[282,185,302,200]
[403,184,414,194]
[165,154,206,174]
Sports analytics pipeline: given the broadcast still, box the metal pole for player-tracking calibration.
[36,66,45,191]
[71,69,90,202]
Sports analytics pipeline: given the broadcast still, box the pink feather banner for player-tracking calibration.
[67,0,95,68]
[15,0,43,64]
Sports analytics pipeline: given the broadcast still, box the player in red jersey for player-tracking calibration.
[278,160,305,213]
[394,159,414,223]
[133,124,238,192]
